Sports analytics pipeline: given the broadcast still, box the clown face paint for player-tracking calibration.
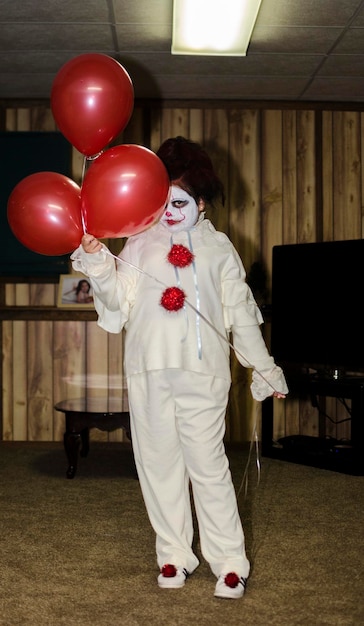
[161,186,200,233]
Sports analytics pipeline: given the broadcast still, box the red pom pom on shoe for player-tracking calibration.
[160,287,186,311]
[224,572,240,588]
[167,244,194,268]
[161,564,177,578]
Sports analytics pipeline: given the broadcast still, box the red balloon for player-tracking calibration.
[81,145,170,238]
[7,172,83,255]
[51,54,134,157]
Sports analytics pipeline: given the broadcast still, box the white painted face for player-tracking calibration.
[161,185,201,232]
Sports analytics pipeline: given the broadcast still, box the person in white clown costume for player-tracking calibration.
[71,136,288,599]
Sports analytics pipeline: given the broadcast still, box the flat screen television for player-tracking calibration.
[270,239,364,378]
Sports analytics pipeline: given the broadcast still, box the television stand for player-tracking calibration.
[261,374,364,475]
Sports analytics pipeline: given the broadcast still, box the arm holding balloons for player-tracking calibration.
[71,236,132,334]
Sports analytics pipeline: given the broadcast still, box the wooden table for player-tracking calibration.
[55,397,131,479]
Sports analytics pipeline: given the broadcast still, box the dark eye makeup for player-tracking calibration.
[171,199,188,208]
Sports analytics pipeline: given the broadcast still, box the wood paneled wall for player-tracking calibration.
[1,101,363,443]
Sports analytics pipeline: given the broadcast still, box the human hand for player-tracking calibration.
[273,391,286,399]
[81,234,102,254]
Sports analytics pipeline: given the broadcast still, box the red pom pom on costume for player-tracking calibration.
[224,573,240,588]
[160,287,186,311]
[167,244,194,268]
[161,564,177,578]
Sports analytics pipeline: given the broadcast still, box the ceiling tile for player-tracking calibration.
[0,0,364,104]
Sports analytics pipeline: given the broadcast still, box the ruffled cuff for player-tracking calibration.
[70,244,113,276]
[250,365,289,402]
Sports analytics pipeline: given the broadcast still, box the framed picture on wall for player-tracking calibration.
[57,272,95,309]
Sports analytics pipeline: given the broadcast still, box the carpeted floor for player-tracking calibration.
[0,441,363,626]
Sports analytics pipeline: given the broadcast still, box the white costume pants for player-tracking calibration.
[127,369,250,579]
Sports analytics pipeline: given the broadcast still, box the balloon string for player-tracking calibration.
[105,248,265,496]
[104,249,278,395]
[187,230,202,360]
[81,157,87,186]
[81,210,87,235]
[236,407,261,501]
[81,158,88,233]
[81,151,104,231]
[81,151,104,210]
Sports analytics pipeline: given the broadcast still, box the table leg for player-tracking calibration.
[80,428,90,457]
[63,430,81,479]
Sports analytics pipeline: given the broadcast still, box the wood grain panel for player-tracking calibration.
[122,106,145,146]
[284,396,301,439]
[12,321,28,440]
[300,397,318,437]
[27,321,54,440]
[85,321,109,441]
[332,111,361,240]
[228,108,262,442]
[72,147,85,187]
[2,101,364,446]
[30,283,56,306]
[296,110,316,244]
[229,109,261,262]
[150,108,163,153]
[15,284,30,305]
[107,330,125,442]
[203,108,229,234]
[189,108,204,145]
[280,111,300,435]
[295,110,319,436]
[31,106,57,131]
[282,110,298,244]
[261,110,283,277]
[322,111,334,241]
[260,110,287,440]
[2,320,13,440]
[160,108,190,143]
[5,108,17,131]
[323,396,351,441]
[5,284,15,305]
[53,320,86,441]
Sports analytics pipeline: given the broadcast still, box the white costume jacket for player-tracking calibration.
[71,217,288,401]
